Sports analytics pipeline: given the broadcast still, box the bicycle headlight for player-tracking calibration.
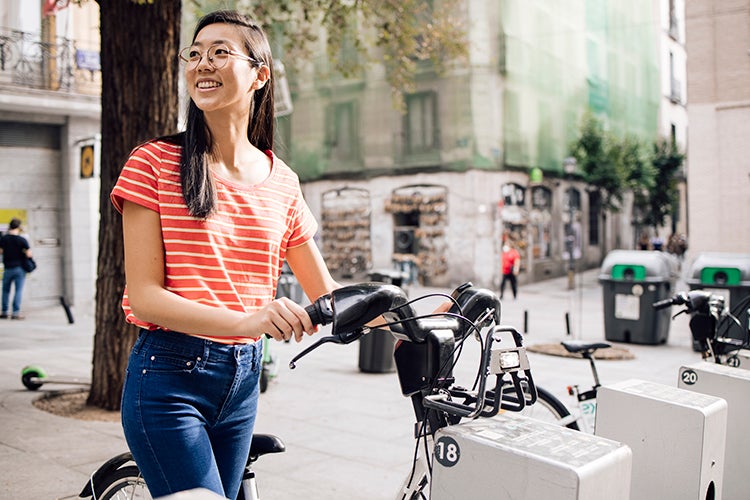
[498,351,521,370]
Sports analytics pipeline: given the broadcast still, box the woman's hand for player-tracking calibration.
[248,297,319,342]
[433,300,454,315]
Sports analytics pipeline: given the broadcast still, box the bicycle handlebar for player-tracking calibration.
[652,293,688,310]
[291,281,537,420]
[652,290,722,314]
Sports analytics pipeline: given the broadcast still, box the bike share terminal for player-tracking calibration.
[679,362,750,500]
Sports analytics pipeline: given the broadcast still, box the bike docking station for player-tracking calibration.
[726,348,750,369]
[430,412,633,499]
[679,362,750,500]
[595,379,727,500]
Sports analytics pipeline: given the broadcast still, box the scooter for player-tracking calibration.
[21,365,90,391]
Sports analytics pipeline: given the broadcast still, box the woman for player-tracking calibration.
[111,11,338,498]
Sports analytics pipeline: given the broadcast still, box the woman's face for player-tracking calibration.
[185,23,265,115]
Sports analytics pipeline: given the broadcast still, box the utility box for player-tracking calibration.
[686,252,750,350]
[598,250,678,344]
[595,379,726,500]
[431,413,632,500]
[679,362,750,500]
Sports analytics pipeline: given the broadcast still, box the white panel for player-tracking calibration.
[596,379,726,500]
[679,362,750,500]
[432,413,632,499]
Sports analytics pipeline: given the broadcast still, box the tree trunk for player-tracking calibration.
[88,0,181,410]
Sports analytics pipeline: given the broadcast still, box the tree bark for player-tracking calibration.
[88,0,181,410]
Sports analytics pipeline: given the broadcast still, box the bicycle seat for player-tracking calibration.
[247,434,286,463]
[561,340,611,354]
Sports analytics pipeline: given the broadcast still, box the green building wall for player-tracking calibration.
[501,0,660,174]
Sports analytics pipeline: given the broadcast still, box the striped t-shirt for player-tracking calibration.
[111,139,318,343]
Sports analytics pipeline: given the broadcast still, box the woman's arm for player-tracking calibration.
[285,239,340,305]
[122,200,314,341]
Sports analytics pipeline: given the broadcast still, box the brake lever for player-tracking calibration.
[289,327,371,369]
[672,308,688,320]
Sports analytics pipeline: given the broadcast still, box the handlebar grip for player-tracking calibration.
[305,296,333,326]
[652,298,674,310]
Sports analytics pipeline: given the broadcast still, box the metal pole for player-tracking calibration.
[567,182,575,290]
[563,157,577,291]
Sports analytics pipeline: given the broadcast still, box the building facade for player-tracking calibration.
[0,1,101,310]
[658,0,688,238]
[1,1,696,312]
[285,0,672,289]
[685,0,750,254]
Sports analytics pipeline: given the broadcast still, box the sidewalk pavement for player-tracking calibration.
[0,268,699,499]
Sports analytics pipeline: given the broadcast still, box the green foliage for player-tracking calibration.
[618,134,656,223]
[643,138,685,228]
[569,112,628,212]
[187,0,468,108]
[569,112,685,232]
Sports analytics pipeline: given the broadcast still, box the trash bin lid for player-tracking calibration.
[686,252,750,286]
[599,250,678,282]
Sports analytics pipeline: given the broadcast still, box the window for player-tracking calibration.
[502,183,526,207]
[405,92,438,154]
[530,186,552,259]
[326,101,358,162]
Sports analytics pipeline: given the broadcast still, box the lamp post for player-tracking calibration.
[563,157,577,290]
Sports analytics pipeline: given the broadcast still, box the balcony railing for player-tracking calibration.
[0,27,101,96]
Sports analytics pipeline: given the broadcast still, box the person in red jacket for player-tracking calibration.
[500,241,521,300]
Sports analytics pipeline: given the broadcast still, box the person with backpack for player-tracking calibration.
[0,217,32,319]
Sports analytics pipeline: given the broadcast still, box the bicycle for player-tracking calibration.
[519,289,750,435]
[653,289,749,367]
[516,340,612,433]
[79,281,537,499]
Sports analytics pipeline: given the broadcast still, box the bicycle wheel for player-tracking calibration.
[94,465,152,500]
[520,386,580,430]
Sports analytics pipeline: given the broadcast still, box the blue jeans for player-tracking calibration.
[2,266,26,315]
[122,329,262,499]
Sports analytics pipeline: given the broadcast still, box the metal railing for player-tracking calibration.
[0,27,101,96]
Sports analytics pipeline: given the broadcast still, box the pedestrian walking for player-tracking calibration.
[499,240,521,300]
[0,217,32,319]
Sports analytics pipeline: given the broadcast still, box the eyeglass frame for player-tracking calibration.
[178,44,262,70]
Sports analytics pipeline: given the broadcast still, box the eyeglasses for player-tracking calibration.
[179,44,260,70]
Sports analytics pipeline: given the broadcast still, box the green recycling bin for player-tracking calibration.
[686,253,750,350]
[599,250,678,344]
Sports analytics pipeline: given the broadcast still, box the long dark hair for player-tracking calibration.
[181,10,275,219]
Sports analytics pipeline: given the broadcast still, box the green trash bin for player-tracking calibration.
[686,253,750,351]
[599,250,679,344]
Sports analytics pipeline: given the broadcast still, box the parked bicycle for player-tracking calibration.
[518,289,750,434]
[653,289,749,366]
[516,340,611,432]
[79,281,537,499]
